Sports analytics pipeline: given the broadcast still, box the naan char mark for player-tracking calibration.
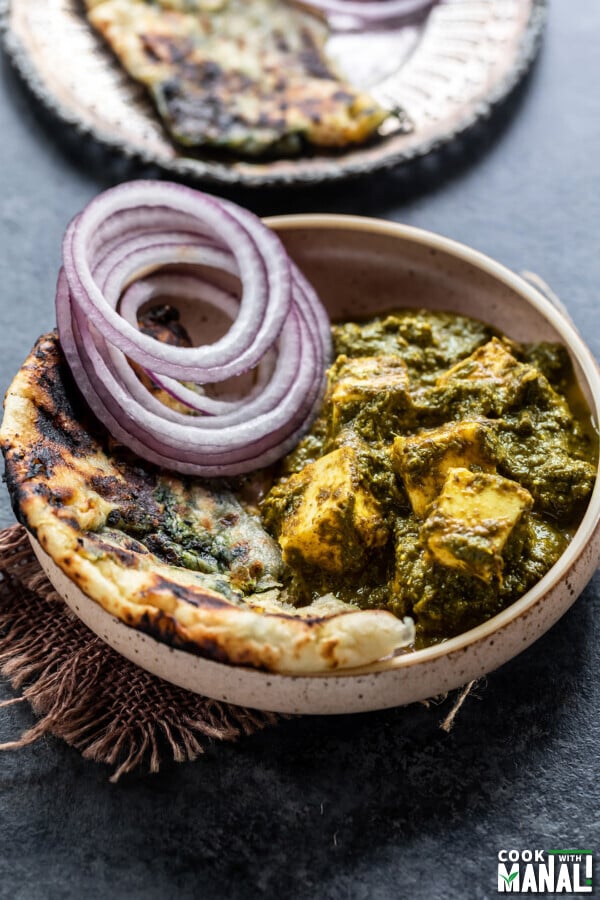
[0,333,412,673]
[84,0,391,156]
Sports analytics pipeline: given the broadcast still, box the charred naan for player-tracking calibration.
[0,334,413,673]
[83,0,390,156]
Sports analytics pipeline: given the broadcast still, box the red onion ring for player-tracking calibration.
[56,182,331,476]
[120,274,277,415]
[62,182,292,380]
[58,267,322,472]
[294,0,436,27]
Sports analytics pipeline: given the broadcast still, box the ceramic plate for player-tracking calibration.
[28,215,600,714]
[1,0,546,186]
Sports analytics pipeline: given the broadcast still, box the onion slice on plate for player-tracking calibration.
[56,181,332,476]
[292,0,436,27]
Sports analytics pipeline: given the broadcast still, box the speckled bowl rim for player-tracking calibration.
[265,214,600,674]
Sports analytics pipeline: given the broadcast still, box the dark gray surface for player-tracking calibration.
[0,2,598,898]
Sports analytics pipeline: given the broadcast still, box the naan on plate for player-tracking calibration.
[84,0,391,156]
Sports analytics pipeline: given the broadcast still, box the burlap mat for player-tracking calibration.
[0,524,475,781]
[0,524,281,781]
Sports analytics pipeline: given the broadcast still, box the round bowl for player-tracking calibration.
[30,215,600,714]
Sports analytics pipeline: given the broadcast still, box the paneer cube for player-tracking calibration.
[436,338,524,387]
[422,467,533,583]
[278,446,388,573]
[392,420,497,518]
[434,338,542,418]
[327,355,412,436]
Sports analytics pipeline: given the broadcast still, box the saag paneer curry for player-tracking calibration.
[261,311,597,647]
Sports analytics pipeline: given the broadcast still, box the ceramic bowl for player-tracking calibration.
[30,215,600,714]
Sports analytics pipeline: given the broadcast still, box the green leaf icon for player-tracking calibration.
[500,872,518,886]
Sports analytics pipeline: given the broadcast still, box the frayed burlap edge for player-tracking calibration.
[0,524,479,781]
[0,524,280,781]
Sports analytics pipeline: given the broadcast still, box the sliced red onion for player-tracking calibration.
[295,0,436,26]
[62,185,291,381]
[119,273,241,325]
[120,273,278,415]
[56,182,332,476]
[59,269,322,471]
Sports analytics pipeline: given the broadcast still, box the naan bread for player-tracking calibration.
[0,334,413,673]
[84,0,390,156]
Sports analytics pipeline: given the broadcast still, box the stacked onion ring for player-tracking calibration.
[56,181,332,476]
[294,0,436,27]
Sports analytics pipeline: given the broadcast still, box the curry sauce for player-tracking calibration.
[261,311,598,647]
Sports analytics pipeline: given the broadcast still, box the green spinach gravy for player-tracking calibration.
[260,310,598,648]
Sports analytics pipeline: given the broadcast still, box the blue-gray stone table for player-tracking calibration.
[0,2,598,897]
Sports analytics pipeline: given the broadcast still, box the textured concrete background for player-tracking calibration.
[0,2,599,898]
